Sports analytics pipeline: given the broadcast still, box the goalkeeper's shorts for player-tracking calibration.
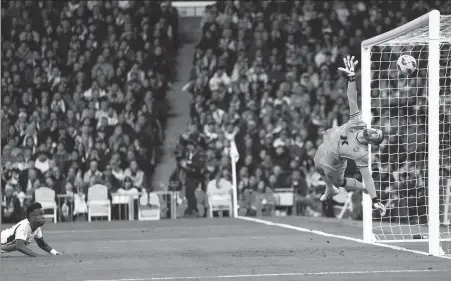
[314,144,347,187]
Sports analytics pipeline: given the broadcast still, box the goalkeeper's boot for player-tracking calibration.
[320,187,340,202]
[373,202,386,216]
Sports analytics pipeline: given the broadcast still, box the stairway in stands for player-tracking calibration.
[152,16,202,190]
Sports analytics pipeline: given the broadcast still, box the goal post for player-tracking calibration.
[361,10,451,256]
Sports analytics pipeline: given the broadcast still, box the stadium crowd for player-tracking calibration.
[1,0,179,222]
[175,0,450,219]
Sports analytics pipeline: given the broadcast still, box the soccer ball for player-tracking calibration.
[396,54,417,75]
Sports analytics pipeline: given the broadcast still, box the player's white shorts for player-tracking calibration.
[314,144,347,187]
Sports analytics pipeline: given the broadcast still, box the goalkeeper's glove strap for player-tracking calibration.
[348,76,355,82]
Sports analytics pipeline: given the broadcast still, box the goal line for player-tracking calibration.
[236,216,451,260]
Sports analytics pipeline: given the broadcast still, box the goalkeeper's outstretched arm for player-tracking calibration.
[346,77,359,117]
[359,166,386,216]
[358,167,378,199]
[338,55,359,117]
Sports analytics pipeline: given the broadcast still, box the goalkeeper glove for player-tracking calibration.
[338,55,358,82]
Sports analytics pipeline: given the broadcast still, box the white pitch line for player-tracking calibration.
[42,224,248,234]
[44,228,148,234]
[237,216,451,260]
[51,235,269,245]
[84,269,451,281]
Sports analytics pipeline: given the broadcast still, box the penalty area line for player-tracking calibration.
[237,216,451,260]
[84,269,451,281]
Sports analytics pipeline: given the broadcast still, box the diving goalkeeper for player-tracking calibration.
[314,55,386,216]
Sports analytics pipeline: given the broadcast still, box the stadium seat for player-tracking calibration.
[34,187,57,224]
[208,194,232,218]
[273,188,296,214]
[87,185,111,222]
[138,193,161,221]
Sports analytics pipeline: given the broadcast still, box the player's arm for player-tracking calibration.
[14,239,39,257]
[338,55,359,117]
[353,153,377,199]
[358,166,378,200]
[35,237,61,255]
[346,77,359,117]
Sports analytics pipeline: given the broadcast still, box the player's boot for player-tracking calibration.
[320,187,340,202]
[373,202,386,216]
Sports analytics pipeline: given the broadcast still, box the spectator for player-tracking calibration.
[2,185,23,223]
[209,66,231,91]
[253,180,277,216]
[180,136,206,217]
[124,160,144,190]
[83,160,102,187]
[117,176,140,196]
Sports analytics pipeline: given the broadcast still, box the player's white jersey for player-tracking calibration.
[321,113,369,168]
[1,219,43,247]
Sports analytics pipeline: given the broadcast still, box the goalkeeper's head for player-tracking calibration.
[363,128,384,145]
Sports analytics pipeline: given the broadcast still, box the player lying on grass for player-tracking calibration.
[1,202,62,257]
[314,55,386,216]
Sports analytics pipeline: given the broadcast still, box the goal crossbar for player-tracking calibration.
[361,9,445,256]
[362,10,439,47]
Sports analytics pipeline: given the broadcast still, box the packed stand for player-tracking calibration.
[1,0,179,223]
[173,0,450,219]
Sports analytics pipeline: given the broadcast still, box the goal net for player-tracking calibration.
[361,10,451,256]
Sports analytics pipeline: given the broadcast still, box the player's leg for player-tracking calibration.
[313,147,332,194]
[195,187,207,217]
[313,147,340,201]
[319,174,340,202]
[320,175,367,201]
[0,232,8,253]
[319,162,349,201]
[342,177,365,191]
[0,242,16,253]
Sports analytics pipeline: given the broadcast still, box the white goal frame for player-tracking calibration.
[361,10,443,256]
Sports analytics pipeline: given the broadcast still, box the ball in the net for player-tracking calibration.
[396,54,417,75]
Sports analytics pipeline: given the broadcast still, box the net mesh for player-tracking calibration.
[379,16,451,45]
[368,15,451,254]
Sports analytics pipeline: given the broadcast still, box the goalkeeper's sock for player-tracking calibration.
[344,178,364,190]
[371,197,380,204]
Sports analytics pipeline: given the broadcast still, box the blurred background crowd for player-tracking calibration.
[1,0,178,222]
[2,0,450,223]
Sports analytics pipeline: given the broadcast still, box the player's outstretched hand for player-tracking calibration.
[338,55,358,80]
